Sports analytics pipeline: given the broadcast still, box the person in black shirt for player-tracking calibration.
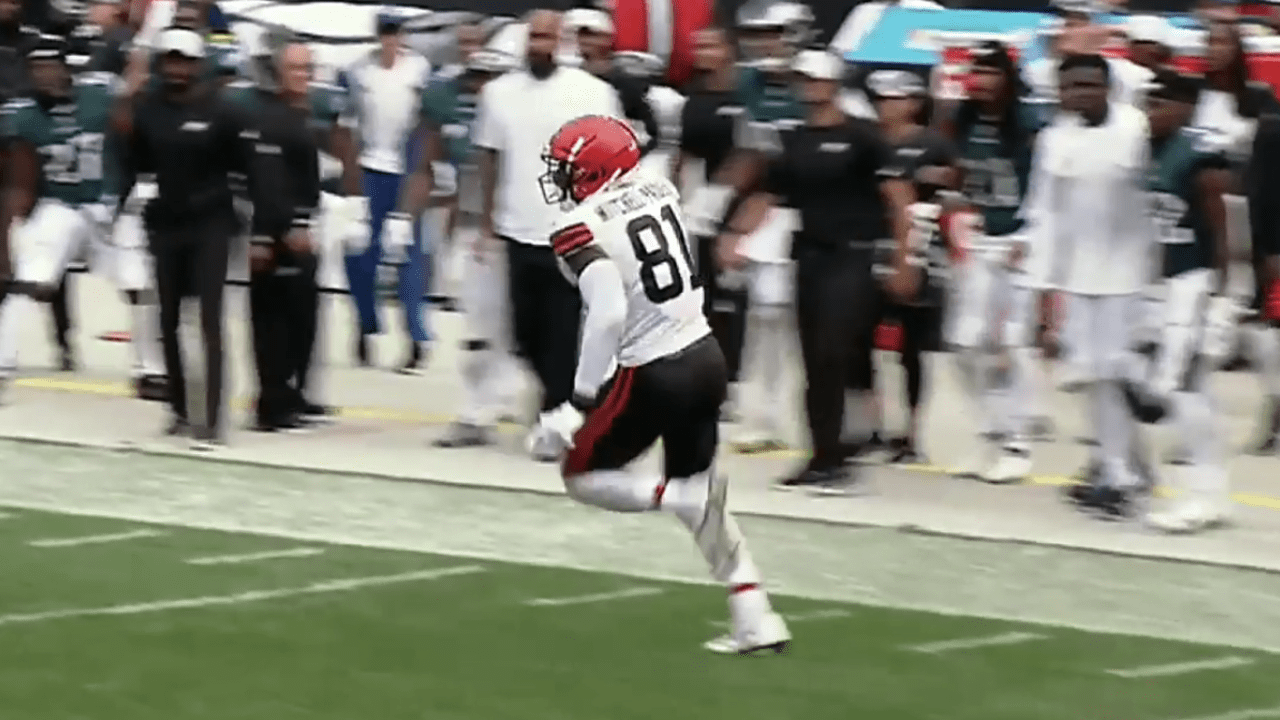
[237,32,323,432]
[570,6,659,157]
[118,26,250,448]
[673,26,751,416]
[866,68,957,465]
[723,48,916,492]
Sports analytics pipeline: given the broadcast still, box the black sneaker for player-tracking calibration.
[808,466,861,496]
[135,375,168,402]
[397,342,427,375]
[774,465,842,491]
[189,425,225,451]
[58,346,76,372]
[889,441,924,464]
[1078,485,1131,519]
[164,416,190,437]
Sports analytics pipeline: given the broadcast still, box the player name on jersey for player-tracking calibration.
[590,177,678,223]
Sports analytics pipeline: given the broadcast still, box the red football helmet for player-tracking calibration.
[539,115,642,205]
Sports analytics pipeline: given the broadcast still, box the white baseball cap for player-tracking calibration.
[566,8,613,35]
[792,48,844,81]
[156,27,205,59]
[1127,15,1172,45]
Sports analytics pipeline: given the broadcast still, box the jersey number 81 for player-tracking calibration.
[626,204,703,303]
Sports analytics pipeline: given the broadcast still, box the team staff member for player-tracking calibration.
[722,49,915,492]
[118,26,251,448]
[569,6,659,157]
[225,30,330,431]
[472,8,623,462]
[340,10,431,373]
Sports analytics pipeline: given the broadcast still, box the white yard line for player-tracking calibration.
[185,547,325,566]
[524,586,662,607]
[710,608,851,628]
[0,565,483,627]
[1107,655,1255,679]
[1167,706,1280,720]
[27,529,165,548]
[905,631,1047,654]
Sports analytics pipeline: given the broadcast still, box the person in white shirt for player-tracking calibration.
[339,9,433,373]
[473,8,624,461]
[1019,53,1157,516]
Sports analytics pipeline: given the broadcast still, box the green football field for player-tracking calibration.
[0,500,1277,720]
[1,437,1279,720]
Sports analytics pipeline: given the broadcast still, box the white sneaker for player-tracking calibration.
[953,436,996,478]
[526,430,561,463]
[703,611,791,655]
[982,448,1031,484]
[1146,498,1231,534]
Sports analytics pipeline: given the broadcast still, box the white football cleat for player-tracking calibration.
[982,448,1031,484]
[703,611,791,655]
[952,436,996,478]
[1146,498,1231,534]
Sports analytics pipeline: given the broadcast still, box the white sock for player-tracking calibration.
[1249,325,1280,398]
[0,293,33,375]
[953,348,994,437]
[129,299,165,377]
[564,469,662,512]
[757,308,788,435]
[1010,345,1048,420]
[1172,390,1228,498]
[456,344,493,426]
[660,472,763,589]
[1097,380,1137,488]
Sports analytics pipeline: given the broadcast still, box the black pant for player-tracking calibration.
[151,219,233,433]
[795,247,879,470]
[504,238,581,411]
[564,335,726,479]
[696,231,747,383]
[249,249,318,422]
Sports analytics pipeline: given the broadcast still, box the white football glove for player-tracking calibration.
[81,201,114,238]
[340,196,371,254]
[685,184,732,238]
[525,402,585,457]
[1202,295,1240,362]
[382,212,414,264]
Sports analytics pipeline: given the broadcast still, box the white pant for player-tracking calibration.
[946,256,1012,350]
[89,211,153,291]
[456,242,520,426]
[1063,293,1139,382]
[1151,268,1214,396]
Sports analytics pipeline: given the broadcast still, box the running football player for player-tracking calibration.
[528,114,790,654]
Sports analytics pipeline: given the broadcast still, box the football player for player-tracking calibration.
[1119,69,1234,531]
[529,114,790,654]
[406,40,524,449]
[0,35,113,399]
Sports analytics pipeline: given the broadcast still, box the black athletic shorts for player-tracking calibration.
[563,334,726,481]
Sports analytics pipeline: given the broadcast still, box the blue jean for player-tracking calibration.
[344,168,429,343]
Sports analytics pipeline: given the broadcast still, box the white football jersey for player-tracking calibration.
[551,169,711,368]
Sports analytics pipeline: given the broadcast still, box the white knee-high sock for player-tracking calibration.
[564,470,662,513]
[0,293,33,376]
[757,309,789,434]
[1010,345,1048,420]
[953,347,994,437]
[1172,391,1228,499]
[1250,325,1280,397]
[1097,380,1136,487]
[457,343,494,426]
[660,472,764,590]
[128,296,165,377]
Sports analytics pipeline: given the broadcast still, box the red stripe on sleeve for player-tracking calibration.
[551,223,594,256]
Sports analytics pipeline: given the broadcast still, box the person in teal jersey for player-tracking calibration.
[939,40,1049,484]
[1122,69,1235,534]
[401,36,518,450]
[0,35,108,390]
